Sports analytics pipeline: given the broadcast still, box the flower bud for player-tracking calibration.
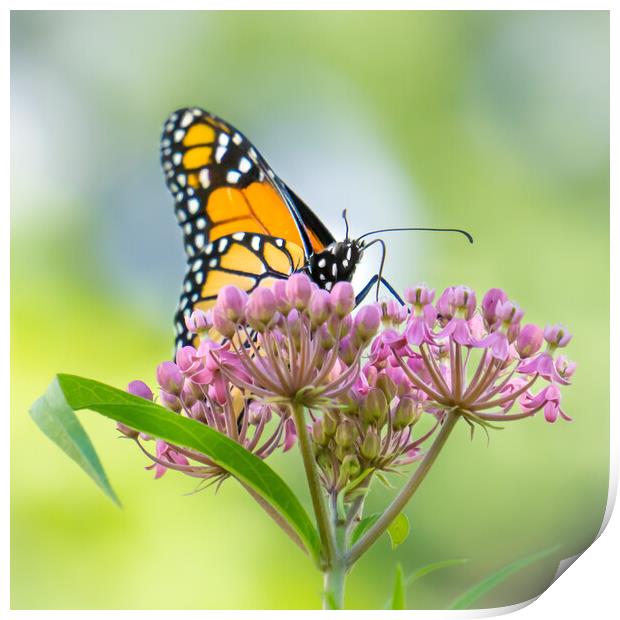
[453,286,476,319]
[318,324,335,350]
[309,289,331,328]
[116,422,139,438]
[360,387,388,426]
[286,273,313,310]
[272,279,291,314]
[212,305,236,339]
[156,361,184,395]
[360,427,381,460]
[160,389,182,413]
[496,300,524,325]
[544,324,572,348]
[481,288,508,327]
[516,323,544,358]
[328,313,352,340]
[175,346,199,374]
[340,454,361,479]
[189,401,207,422]
[555,355,577,381]
[311,420,328,446]
[375,371,397,402]
[381,299,408,325]
[436,287,456,320]
[127,380,153,401]
[392,396,419,430]
[246,287,277,332]
[316,448,333,472]
[353,304,382,345]
[339,336,358,366]
[330,281,355,318]
[335,419,357,448]
[216,285,248,322]
[323,410,338,437]
[248,401,272,425]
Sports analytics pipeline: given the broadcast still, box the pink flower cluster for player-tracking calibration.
[121,276,575,485]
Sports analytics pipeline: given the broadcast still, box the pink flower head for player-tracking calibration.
[216,285,248,323]
[127,380,153,401]
[353,304,382,346]
[544,324,573,349]
[330,281,356,318]
[156,361,184,395]
[286,273,313,310]
[481,288,508,328]
[381,299,408,326]
[184,309,212,336]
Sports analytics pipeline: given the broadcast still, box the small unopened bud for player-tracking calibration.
[339,454,361,483]
[544,324,572,348]
[156,361,184,395]
[160,389,182,413]
[330,281,355,318]
[246,287,277,332]
[323,411,338,437]
[517,323,544,358]
[360,387,388,426]
[248,401,272,425]
[339,336,358,366]
[212,305,236,339]
[286,273,313,310]
[328,313,352,340]
[127,380,153,401]
[309,289,331,328]
[316,448,333,472]
[116,422,139,438]
[360,427,381,460]
[335,419,357,448]
[273,280,291,314]
[216,285,248,322]
[312,420,328,446]
[375,372,397,402]
[353,304,382,345]
[496,300,524,325]
[392,396,419,430]
[381,299,408,325]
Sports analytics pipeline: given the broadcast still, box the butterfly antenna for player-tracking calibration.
[342,209,350,240]
[363,238,387,301]
[358,227,474,244]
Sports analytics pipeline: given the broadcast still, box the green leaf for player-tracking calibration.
[387,512,409,550]
[405,558,469,588]
[31,374,322,563]
[350,512,381,546]
[390,563,406,609]
[383,558,469,608]
[30,386,121,506]
[450,545,560,610]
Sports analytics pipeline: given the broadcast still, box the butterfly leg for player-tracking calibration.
[355,275,405,306]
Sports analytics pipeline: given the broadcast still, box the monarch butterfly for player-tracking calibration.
[160,107,471,348]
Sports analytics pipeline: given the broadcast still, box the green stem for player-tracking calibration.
[346,409,459,566]
[323,559,347,609]
[290,402,336,567]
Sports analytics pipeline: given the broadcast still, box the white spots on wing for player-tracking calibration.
[208,258,218,268]
[199,168,210,188]
[172,152,182,165]
[169,182,179,193]
[196,217,207,230]
[161,138,171,148]
[165,122,174,132]
[232,232,245,241]
[325,282,333,291]
[192,108,202,117]
[183,223,192,235]
[218,238,229,252]
[218,133,230,146]
[176,209,187,223]
[238,157,251,173]
[206,242,214,254]
[163,161,172,171]
[177,173,186,186]
[267,168,275,179]
[248,147,258,161]
[173,129,185,143]
[195,271,204,285]
[275,238,284,248]
[192,259,203,272]
[180,111,193,128]
[232,132,243,145]
[180,297,189,309]
[251,236,261,251]
[191,293,199,302]
[162,148,172,156]
[186,244,195,257]
[226,170,241,184]
[188,197,200,214]
[184,281,192,292]
[195,233,205,249]
[215,146,227,163]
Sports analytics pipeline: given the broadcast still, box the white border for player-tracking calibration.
[4,2,616,618]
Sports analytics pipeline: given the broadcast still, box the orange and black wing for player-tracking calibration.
[160,107,336,347]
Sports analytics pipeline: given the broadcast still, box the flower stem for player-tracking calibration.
[323,558,347,609]
[346,409,459,566]
[290,401,336,567]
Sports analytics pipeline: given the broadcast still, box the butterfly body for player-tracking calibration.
[161,107,367,348]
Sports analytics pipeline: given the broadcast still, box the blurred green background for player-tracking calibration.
[11,10,609,610]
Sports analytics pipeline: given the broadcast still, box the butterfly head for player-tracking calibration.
[307,239,365,291]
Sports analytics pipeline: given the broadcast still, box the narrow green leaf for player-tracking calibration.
[405,558,469,588]
[350,512,381,546]
[29,389,120,506]
[450,545,560,610]
[390,563,406,609]
[383,558,469,608]
[387,512,409,550]
[32,374,322,563]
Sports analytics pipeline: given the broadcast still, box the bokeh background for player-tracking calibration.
[11,10,609,610]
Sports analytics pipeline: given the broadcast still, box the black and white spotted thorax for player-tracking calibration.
[306,239,364,291]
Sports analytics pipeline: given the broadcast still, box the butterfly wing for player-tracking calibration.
[161,107,333,347]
